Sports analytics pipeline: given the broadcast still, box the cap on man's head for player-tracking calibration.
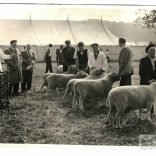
[91,43,99,47]
[49,43,53,47]
[119,38,126,44]
[10,40,17,44]
[78,42,84,47]
[145,43,156,53]
[65,40,71,44]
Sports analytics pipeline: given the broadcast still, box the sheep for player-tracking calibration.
[40,65,78,92]
[40,73,53,92]
[107,83,156,128]
[56,65,63,74]
[46,70,88,95]
[63,68,105,100]
[73,72,119,111]
[64,65,78,74]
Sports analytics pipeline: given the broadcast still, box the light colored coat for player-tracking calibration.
[4,47,22,83]
[88,51,108,72]
[0,48,11,72]
[119,45,133,76]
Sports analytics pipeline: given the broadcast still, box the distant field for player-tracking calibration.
[0,62,156,145]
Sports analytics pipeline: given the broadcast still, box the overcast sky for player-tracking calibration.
[0,3,155,22]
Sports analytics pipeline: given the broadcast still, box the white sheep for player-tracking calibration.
[107,83,156,128]
[73,73,119,111]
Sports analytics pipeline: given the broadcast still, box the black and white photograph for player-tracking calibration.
[0,0,156,153]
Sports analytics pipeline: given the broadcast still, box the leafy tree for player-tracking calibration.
[135,9,156,29]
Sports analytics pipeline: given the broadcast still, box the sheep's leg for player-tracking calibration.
[75,96,79,109]
[63,88,70,100]
[98,100,103,108]
[79,97,85,113]
[40,83,45,92]
[55,88,60,96]
[107,110,115,126]
[139,108,143,121]
[105,98,109,108]
[72,96,76,109]
[103,98,107,106]
[107,105,113,125]
[115,111,123,129]
[147,104,153,122]
[106,99,115,126]
[47,85,51,96]
[107,109,111,125]
[72,95,77,109]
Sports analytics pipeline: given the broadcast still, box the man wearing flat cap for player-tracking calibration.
[139,43,156,115]
[118,38,133,86]
[4,40,22,96]
[88,43,108,73]
[62,40,75,72]
[45,43,53,73]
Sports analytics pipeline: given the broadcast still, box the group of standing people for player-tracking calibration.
[44,38,133,87]
[44,40,109,74]
[1,37,156,102]
[0,40,36,96]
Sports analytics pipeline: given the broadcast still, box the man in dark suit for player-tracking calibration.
[45,43,53,73]
[139,44,156,115]
[4,40,22,96]
[139,44,156,85]
[118,38,133,86]
[62,40,75,72]
[21,44,36,92]
[56,45,63,66]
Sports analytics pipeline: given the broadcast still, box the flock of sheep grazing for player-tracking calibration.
[40,65,156,129]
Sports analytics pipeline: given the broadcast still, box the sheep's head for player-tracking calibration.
[90,68,105,76]
[108,72,120,82]
[67,65,78,74]
[43,73,53,80]
[75,70,88,78]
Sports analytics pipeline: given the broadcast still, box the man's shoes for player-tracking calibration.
[20,90,26,93]
[13,92,22,97]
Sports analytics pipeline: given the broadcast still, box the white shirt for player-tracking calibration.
[0,48,11,72]
[88,50,108,72]
[149,57,156,71]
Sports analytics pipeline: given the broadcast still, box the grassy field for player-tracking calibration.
[0,62,156,145]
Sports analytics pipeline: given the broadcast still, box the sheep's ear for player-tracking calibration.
[100,69,105,73]
[112,72,118,75]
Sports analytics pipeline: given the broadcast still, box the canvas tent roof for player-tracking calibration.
[0,19,118,45]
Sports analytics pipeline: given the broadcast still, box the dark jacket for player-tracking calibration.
[77,49,88,70]
[62,46,75,66]
[21,50,35,71]
[4,47,22,83]
[56,49,63,66]
[139,56,156,85]
[45,48,51,64]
